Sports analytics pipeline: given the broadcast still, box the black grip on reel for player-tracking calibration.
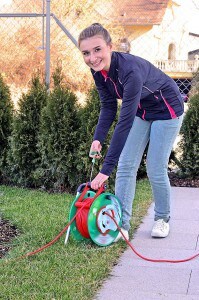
[77,182,107,193]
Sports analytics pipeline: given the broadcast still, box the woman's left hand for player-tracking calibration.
[91,172,109,190]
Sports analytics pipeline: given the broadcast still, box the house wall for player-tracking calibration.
[127,0,198,63]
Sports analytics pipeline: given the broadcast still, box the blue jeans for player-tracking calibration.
[115,115,183,231]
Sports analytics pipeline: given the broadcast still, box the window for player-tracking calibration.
[168,43,176,60]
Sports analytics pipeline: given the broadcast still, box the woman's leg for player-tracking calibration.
[115,117,151,231]
[146,115,183,221]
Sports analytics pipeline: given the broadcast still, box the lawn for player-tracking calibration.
[0,179,152,300]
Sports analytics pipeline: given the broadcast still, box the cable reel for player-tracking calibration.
[68,183,122,246]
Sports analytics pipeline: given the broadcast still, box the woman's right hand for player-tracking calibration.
[89,140,102,159]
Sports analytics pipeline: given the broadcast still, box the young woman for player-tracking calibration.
[78,23,184,241]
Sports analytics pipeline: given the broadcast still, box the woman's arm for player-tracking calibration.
[93,78,118,145]
[100,71,143,176]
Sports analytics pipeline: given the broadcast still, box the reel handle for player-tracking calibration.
[88,182,107,192]
[77,183,87,193]
[76,182,107,194]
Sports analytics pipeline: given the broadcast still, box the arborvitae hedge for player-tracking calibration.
[0,74,13,182]
[179,93,199,177]
[36,70,81,192]
[7,76,47,187]
[2,74,149,192]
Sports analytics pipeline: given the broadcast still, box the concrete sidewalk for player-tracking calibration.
[95,187,199,300]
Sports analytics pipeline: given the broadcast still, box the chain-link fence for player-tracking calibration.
[0,0,199,105]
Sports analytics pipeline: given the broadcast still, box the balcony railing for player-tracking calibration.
[154,60,199,74]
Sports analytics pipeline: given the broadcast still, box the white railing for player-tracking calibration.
[154,60,199,73]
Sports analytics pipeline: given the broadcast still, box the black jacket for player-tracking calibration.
[91,52,184,176]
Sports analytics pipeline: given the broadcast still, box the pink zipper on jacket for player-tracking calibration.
[160,90,177,119]
[143,86,176,119]
[101,70,122,99]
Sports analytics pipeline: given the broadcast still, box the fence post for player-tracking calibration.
[45,0,51,91]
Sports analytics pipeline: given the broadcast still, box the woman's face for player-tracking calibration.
[79,35,112,72]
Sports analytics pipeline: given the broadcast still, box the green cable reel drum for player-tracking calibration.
[69,183,122,246]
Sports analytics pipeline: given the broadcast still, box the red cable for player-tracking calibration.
[75,197,93,238]
[19,207,79,259]
[19,208,199,263]
[9,187,199,264]
[75,185,106,238]
[105,212,199,263]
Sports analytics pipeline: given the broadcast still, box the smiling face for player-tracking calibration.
[79,35,112,72]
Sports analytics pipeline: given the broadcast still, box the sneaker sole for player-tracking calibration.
[151,232,169,238]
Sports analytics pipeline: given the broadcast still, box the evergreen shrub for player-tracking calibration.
[178,93,199,177]
[0,74,13,182]
[36,69,81,192]
[7,75,47,186]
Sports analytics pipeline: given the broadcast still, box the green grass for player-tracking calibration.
[0,179,152,300]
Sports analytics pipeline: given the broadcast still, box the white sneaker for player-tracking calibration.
[114,228,129,243]
[151,219,170,238]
